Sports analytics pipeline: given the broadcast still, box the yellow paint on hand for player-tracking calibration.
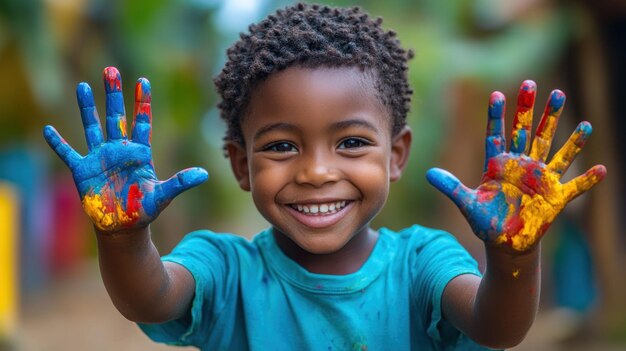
[495,192,560,251]
[516,110,532,129]
[563,170,603,202]
[540,113,559,139]
[503,159,525,184]
[496,159,565,251]
[529,137,550,161]
[512,269,520,278]
[82,192,138,231]
[548,135,582,175]
[530,112,560,161]
[119,119,127,137]
[82,194,114,229]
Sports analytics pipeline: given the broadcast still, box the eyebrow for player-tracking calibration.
[252,118,380,141]
[330,119,380,134]
[253,122,298,141]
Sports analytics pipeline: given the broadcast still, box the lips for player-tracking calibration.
[285,200,353,229]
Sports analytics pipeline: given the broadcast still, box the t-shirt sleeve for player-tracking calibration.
[407,226,485,350]
[137,230,243,347]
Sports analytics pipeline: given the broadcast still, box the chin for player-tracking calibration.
[293,235,348,255]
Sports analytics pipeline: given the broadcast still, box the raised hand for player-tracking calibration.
[426,81,606,252]
[44,67,208,233]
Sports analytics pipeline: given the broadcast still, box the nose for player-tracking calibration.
[294,150,341,187]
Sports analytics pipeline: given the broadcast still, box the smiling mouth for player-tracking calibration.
[289,201,348,215]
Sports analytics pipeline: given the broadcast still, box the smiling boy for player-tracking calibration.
[228,67,407,274]
[43,3,605,350]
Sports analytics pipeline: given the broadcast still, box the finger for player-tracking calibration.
[76,82,104,151]
[562,165,606,202]
[103,66,128,141]
[155,167,209,209]
[132,77,152,146]
[547,121,592,177]
[426,168,476,211]
[510,80,536,154]
[484,91,506,172]
[529,89,566,162]
[43,125,82,168]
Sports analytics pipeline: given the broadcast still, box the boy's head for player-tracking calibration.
[215,3,414,257]
[214,2,414,148]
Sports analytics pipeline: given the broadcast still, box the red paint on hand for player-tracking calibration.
[104,67,122,91]
[126,183,143,217]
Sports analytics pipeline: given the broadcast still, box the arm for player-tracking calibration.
[43,67,208,323]
[442,245,540,348]
[95,226,195,323]
[427,81,606,348]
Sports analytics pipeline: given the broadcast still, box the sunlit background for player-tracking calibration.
[0,0,625,350]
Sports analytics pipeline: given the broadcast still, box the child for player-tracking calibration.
[43,3,606,350]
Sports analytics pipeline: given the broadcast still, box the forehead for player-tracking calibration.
[244,66,389,131]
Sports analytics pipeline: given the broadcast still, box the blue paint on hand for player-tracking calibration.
[43,67,208,232]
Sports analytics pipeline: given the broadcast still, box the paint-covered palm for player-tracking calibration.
[44,67,208,233]
[427,81,606,252]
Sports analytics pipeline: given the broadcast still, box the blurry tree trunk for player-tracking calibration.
[573,5,626,337]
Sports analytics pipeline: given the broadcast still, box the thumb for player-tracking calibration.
[156,167,209,209]
[426,168,475,210]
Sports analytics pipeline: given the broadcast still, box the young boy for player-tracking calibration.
[43,3,606,350]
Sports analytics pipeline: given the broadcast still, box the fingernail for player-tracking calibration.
[518,81,536,108]
[180,167,209,186]
[76,82,94,107]
[520,80,537,91]
[43,125,56,141]
[572,121,592,146]
[591,164,607,180]
[103,67,122,93]
[489,92,506,118]
[135,78,151,103]
[548,89,566,113]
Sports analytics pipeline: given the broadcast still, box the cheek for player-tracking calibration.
[249,160,287,207]
[346,154,390,199]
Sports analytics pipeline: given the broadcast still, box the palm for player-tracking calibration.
[44,67,208,233]
[427,81,605,251]
[75,141,160,230]
[470,154,563,249]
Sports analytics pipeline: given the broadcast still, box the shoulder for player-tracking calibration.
[164,229,262,268]
[381,225,480,281]
[176,229,252,249]
[381,224,462,251]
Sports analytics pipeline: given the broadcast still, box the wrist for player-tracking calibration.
[94,224,152,251]
[486,238,540,256]
[484,242,541,280]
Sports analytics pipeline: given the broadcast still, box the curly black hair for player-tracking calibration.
[214,2,414,149]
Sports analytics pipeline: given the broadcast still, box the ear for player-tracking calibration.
[389,126,412,182]
[226,142,251,191]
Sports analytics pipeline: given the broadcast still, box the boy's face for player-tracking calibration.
[228,66,411,255]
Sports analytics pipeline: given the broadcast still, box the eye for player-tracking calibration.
[264,141,297,153]
[338,137,370,149]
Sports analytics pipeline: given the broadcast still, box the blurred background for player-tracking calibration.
[0,0,624,350]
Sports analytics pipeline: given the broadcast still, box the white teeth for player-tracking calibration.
[292,201,348,215]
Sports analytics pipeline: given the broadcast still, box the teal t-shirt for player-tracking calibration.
[139,225,492,350]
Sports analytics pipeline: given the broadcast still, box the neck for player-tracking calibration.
[273,227,379,275]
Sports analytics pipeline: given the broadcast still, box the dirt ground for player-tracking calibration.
[8,261,624,351]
